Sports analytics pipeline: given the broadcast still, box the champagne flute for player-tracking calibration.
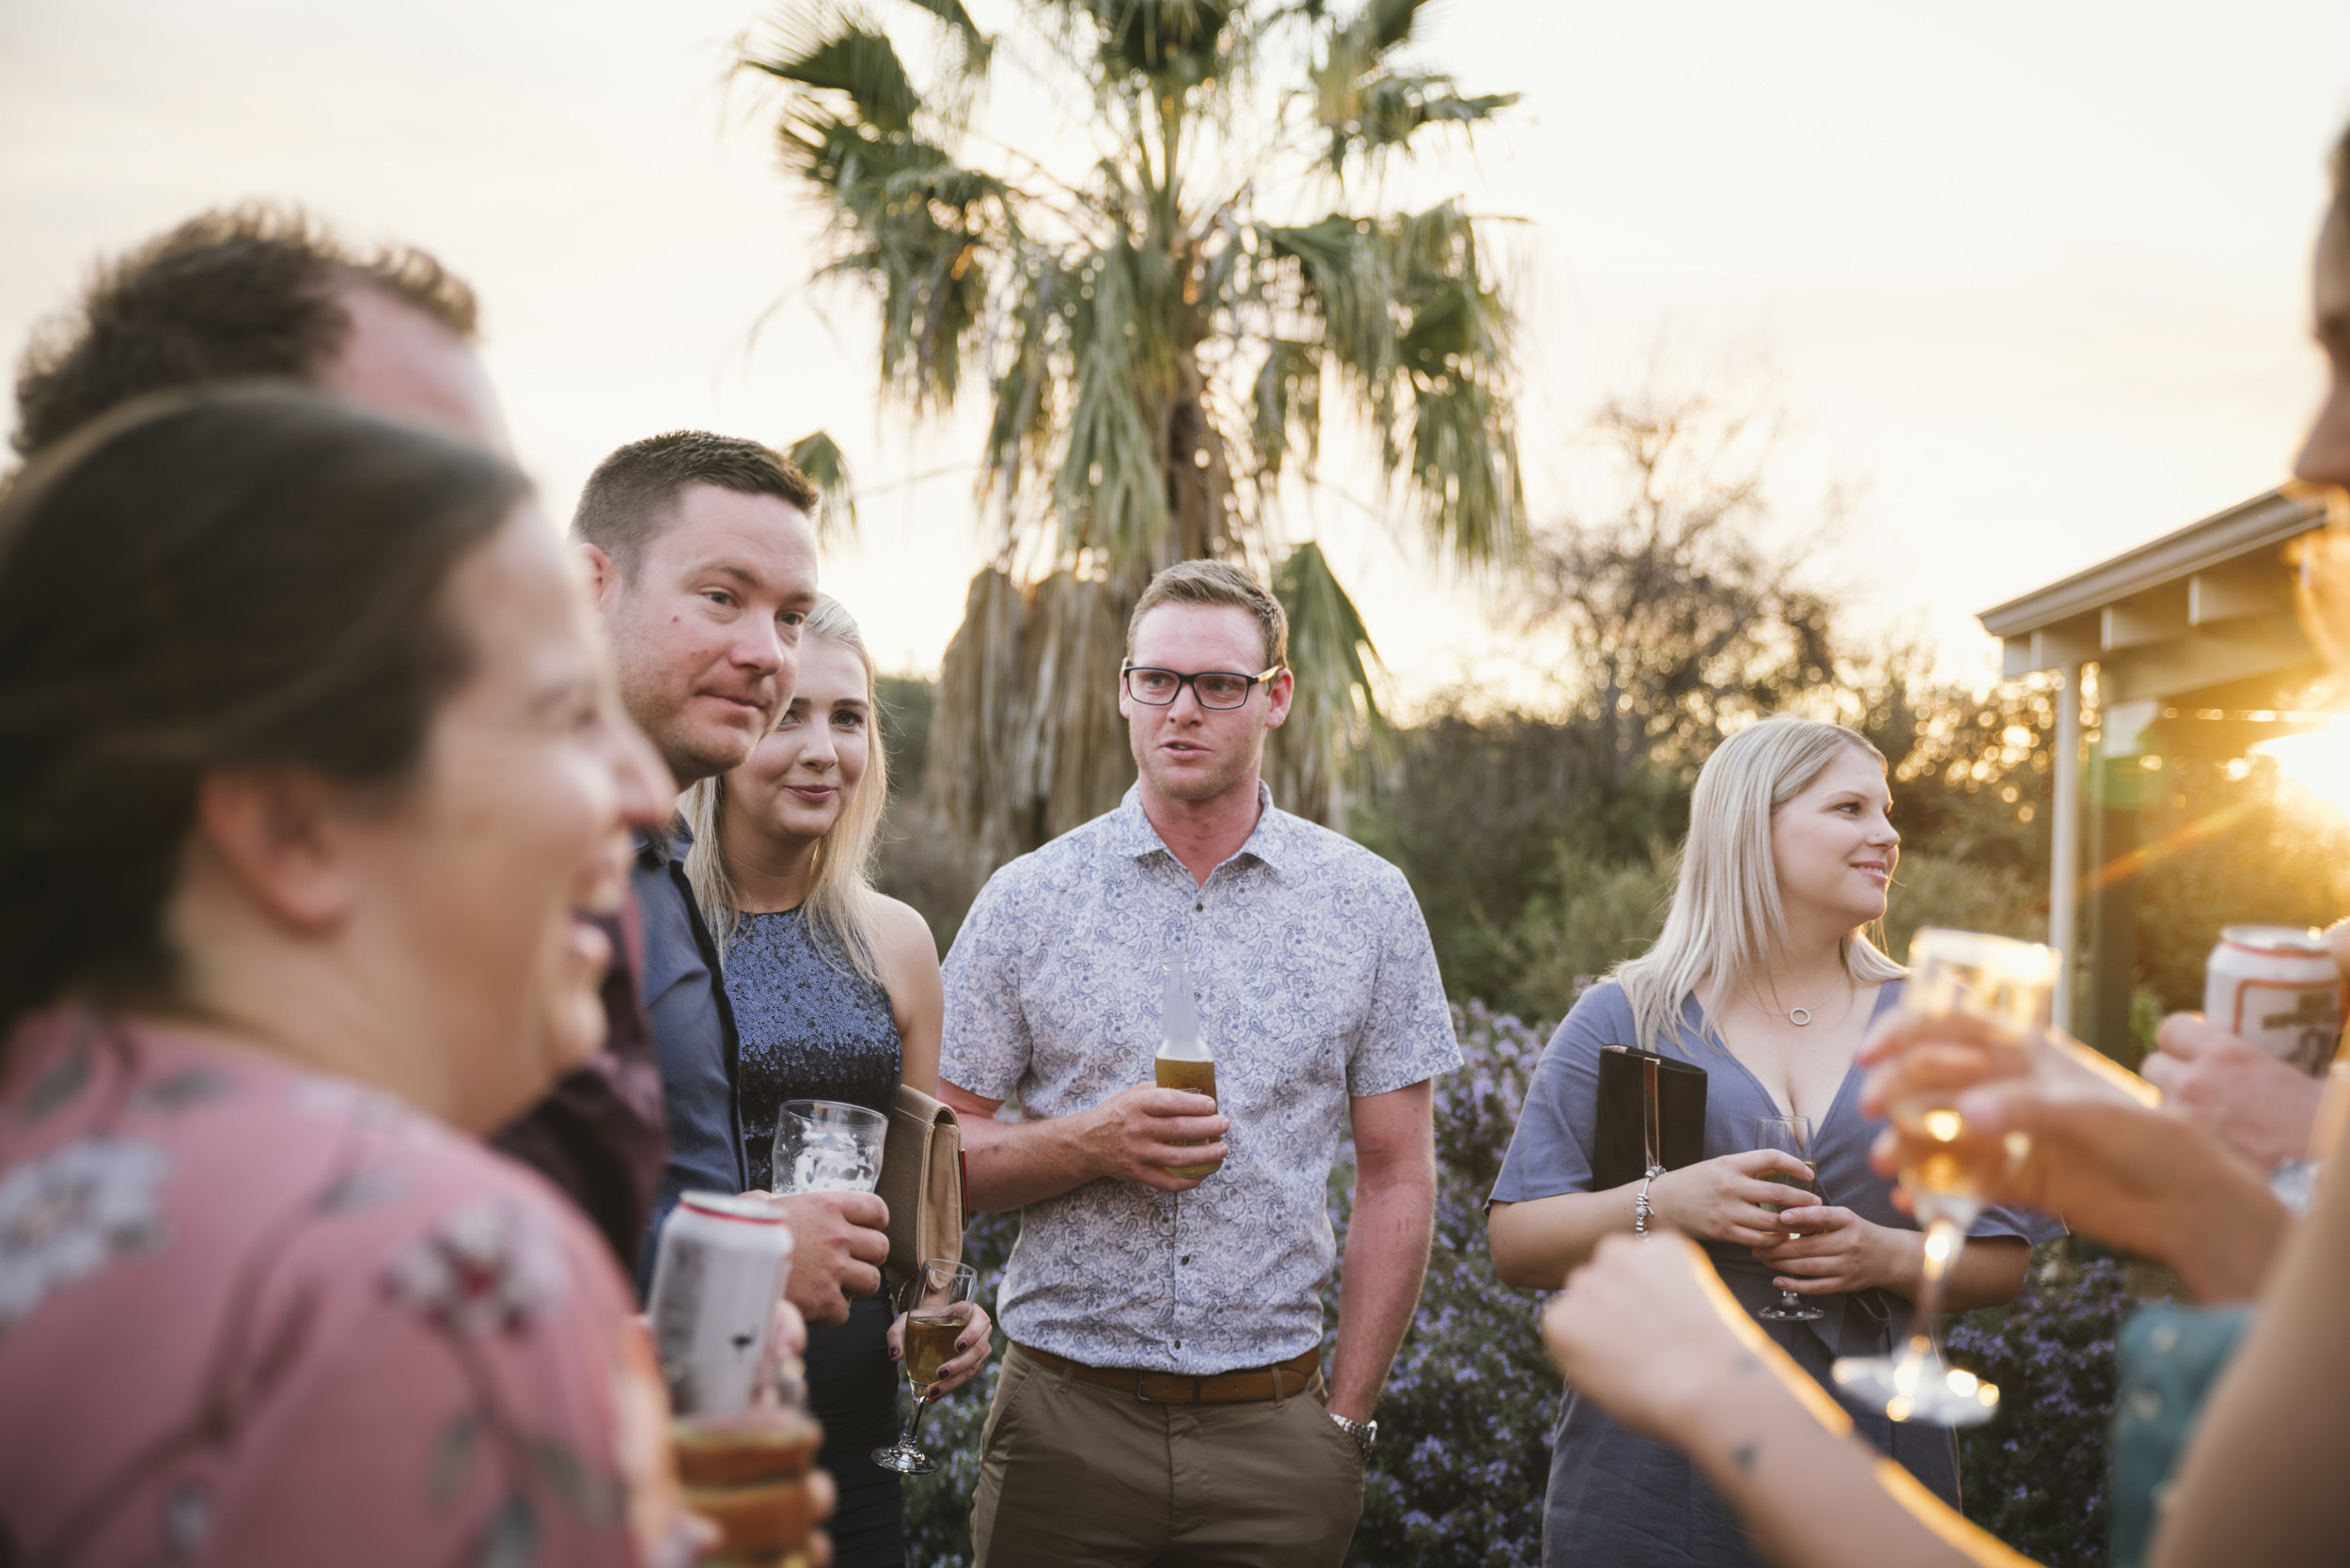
[1751,1115,1823,1324]
[870,1258,979,1475]
[1831,928,2059,1427]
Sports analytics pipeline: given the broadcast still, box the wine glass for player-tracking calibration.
[1751,1115,1823,1324]
[1831,928,2059,1427]
[870,1258,979,1475]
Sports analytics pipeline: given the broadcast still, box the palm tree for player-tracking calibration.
[744,0,1525,888]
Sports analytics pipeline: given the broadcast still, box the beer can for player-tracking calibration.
[648,1191,793,1418]
[2205,926,2346,1076]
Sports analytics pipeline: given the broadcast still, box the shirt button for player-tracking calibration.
[1181,1255,1191,1264]
[1173,1340,1183,1350]
[1194,902,1204,912]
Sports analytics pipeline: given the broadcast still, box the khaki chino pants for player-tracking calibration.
[969,1344,1366,1567]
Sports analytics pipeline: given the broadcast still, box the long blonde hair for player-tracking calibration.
[682,595,890,985]
[1614,716,1904,1054]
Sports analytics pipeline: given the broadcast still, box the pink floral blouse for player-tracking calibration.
[0,1012,686,1567]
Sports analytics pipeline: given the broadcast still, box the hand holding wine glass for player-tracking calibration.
[1644,1150,1822,1247]
[1832,927,2061,1427]
[871,1259,981,1475]
[886,1294,994,1400]
[1748,1116,1823,1323]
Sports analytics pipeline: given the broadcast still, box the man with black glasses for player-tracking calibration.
[939,559,1458,1567]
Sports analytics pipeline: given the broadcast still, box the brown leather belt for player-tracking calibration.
[1012,1342,1321,1403]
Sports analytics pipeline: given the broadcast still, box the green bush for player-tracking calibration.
[1881,851,2041,960]
[1503,851,1674,1022]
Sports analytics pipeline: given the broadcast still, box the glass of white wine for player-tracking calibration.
[1830,928,2059,1427]
[1752,1115,1823,1324]
[871,1258,979,1475]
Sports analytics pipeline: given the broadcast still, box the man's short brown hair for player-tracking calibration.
[572,431,820,578]
[1126,558,1289,668]
[10,204,478,459]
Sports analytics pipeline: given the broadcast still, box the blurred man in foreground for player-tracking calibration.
[8,205,673,1271]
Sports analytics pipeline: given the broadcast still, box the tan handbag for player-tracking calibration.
[879,1083,965,1293]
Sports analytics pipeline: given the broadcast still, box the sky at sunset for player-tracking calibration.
[7,0,2350,708]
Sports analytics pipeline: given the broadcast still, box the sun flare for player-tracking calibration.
[2254,718,2350,820]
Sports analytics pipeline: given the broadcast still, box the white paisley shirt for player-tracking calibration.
[941,783,1459,1375]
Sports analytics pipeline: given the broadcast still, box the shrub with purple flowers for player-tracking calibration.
[1326,1001,1559,1566]
[1947,1245,2160,1567]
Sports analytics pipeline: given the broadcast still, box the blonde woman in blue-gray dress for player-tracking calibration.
[1487,717,2061,1567]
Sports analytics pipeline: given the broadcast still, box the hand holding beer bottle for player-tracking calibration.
[1070,948,1228,1191]
[1154,949,1223,1181]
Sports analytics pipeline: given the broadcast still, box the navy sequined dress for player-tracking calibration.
[724,907,905,1568]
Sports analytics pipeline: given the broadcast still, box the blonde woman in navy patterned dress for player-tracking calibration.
[680,596,991,1568]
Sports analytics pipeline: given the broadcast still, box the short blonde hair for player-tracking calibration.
[1126,559,1288,668]
[1614,716,1904,1053]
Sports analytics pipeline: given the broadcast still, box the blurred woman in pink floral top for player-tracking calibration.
[0,389,691,1566]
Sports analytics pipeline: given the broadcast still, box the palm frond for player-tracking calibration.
[747,24,921,134]
[1309,0,1512,177]
[1250,337,1323,479]
[1055,240,1178,571]
[1259,202,1525,567]
[1362,0,1430,53]
[1265,539,1385,823]
[900,0,994,72]
[781,113,1014,410]
[1089,0,1238,83]
[784,430,858,544]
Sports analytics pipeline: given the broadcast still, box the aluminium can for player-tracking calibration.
[647,1191,793,1417]
[2205,926,2345,1077]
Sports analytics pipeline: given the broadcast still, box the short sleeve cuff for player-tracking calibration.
[1347,1039,1461,1101]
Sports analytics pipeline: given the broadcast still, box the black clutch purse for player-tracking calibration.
[1592,1045,1708,1192]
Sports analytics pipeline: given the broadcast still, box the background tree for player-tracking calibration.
[744,0,1524,898]
[1511,368,1841,787]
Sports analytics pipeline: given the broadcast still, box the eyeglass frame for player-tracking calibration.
[1119,661,1288,710]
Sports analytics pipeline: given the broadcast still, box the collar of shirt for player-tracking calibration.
[1104,780,1297,881]
[632,816,694,871]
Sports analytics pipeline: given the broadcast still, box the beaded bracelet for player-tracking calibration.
[1634,1169,1660,1235]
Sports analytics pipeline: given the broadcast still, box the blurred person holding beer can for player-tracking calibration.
[2144,921,2350,1192]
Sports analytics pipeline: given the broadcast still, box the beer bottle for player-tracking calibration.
[1154,949,1222,1179]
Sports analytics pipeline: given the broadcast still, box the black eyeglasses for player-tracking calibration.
[1120,662,1286,710]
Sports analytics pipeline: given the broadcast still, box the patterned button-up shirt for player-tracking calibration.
[941,784,1459,1374]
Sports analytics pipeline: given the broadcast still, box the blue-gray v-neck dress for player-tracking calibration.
[1491,979,2065,1567]
[724,907,907,1568]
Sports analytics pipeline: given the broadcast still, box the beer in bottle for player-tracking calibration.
[1153,949,1222,1179]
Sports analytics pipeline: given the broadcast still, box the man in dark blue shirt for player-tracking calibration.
[575,430,892,1325]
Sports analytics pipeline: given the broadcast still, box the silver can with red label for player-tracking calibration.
[647,1191,793,1417]
[2205,926,2345,1076]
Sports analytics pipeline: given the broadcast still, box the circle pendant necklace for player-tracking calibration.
[1748,987,1842,1027]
